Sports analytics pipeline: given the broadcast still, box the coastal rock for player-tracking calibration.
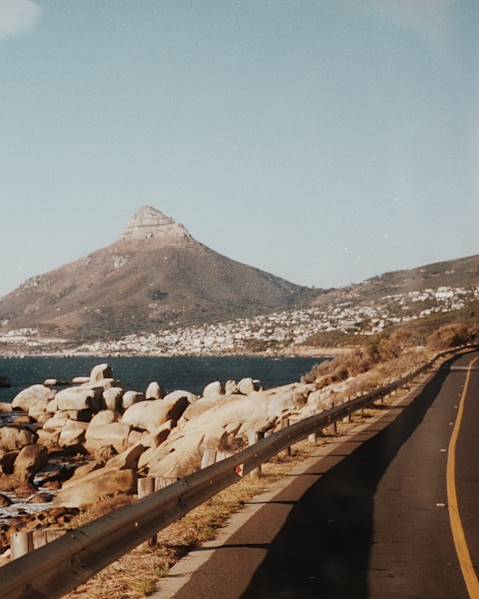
[145,381,166,400]
[122,391,145,410]
[122,395,190,433]
[59,429,86,448]
[13,445,48,482]
[28,405,49,422]
[0,427,35,451]
[106,444,146,470]
[103,387,124,411]
[29,492,54,504]
[43,413,69,432]
[44,379,68,387]
[11,385,54,412]
[146,432,205,478]
[56,387,100,412]
[133,421,174,449]
[89,364,113,386]
[90,410,116,427]
[127,430,143,447]
[225,380,238,395]
[0,403,12,414]
[203,381,224,397]
[180,396,232,422]
[46,398,58,413]
[54,467,136,508]
[37,429,60,448]
[85,422,132,453]
[72,376,90,384]
[0,452,18,475]
[238,378,262,395]
[149,420,175,446]
[63,462,103,488]
[163,390,198,404]
[66,409,93,422]
[58,421,88,448]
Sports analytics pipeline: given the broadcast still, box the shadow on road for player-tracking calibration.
[238,358,458,599]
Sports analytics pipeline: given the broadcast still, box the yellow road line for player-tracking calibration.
[447,355,479,599]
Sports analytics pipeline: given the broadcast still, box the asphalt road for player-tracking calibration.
[171,351,479,599]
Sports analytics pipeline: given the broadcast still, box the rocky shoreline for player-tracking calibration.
[0,359,352,565]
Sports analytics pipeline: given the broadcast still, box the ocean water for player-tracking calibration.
[0,356,324,403]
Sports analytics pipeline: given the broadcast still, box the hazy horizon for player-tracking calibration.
[1,1,478,296]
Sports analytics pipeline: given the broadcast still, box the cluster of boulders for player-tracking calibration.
[0,364,346,517]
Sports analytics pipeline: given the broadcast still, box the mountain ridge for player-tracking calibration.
[0,206,318,340]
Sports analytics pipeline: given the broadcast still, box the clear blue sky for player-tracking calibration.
[1,0,478,296]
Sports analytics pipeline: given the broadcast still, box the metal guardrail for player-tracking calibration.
[0,344,476,598]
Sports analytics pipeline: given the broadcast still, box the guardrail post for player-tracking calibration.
[308,413,321,444]
[137,477,157,546]
[11,531,33,560]
[138,476,155,498]
[343,398,353,422]
[281,416,292,457]
[248,430,264,477]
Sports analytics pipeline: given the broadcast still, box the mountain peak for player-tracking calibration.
[121,205,191,242]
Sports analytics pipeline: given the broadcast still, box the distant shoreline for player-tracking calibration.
[0,346,347,360]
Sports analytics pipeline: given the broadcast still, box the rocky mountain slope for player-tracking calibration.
[313,253,479,308]
[0,207,317,341]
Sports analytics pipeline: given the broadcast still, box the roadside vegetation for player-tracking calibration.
[303,304,478,393]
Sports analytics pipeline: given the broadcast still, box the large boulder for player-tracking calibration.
[145,432,205,478]
[225,380,238,395]
[90,410,116,427]
[106,444,146,470]
[43,412,69,432]
[0,451,18,475]
[13,445,48,482]
[37,429,60,449]
[85,422,131,453]
[0,427,35,451]
[203,381,224,397]
[66,409,93,422]
[122,391,145,410]
[238,378,262,395]
[103,387,124,411]
[54,467,136,508]
[163,390,198,404]
[145,382,166,400]
[28,404,49,422]
[72,376,90,384]
[62,462,103,488]
[56,387,101,411]
[89,364,113,386]
[46,397,58,413]
[59,420,88,448]
[122,395,190,433]
[0,403,12,414]
[180,396,233,422]
[11,385,54,412]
